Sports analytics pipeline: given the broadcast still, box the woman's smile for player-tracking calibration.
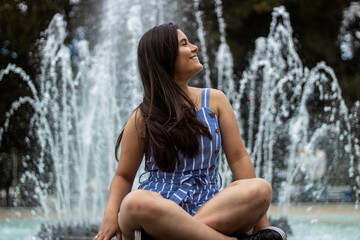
[190,54,199,61]
[174,29,203,83]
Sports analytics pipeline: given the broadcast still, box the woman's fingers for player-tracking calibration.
[93,230,105,240]
[116,232,122,240]
[93,233,100,240]
[93,230,121,240]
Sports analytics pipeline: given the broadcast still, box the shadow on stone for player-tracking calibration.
[38,223,100,240]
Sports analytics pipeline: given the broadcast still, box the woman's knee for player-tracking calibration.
[119,190,164,223]
[248,178,272,206]
[232,178,272,206]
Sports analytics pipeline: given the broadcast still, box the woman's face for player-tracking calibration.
[174,29,203,82]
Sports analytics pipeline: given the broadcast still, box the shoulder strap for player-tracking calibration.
[201,88,210,108]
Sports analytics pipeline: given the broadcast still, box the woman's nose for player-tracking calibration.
[191,44,198,52]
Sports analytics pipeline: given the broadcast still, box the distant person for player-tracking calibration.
[94,23,287,240]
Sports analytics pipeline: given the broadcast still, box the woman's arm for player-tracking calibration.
[211,89,270,231]
[210,89,254,179]
[95,110,145,240]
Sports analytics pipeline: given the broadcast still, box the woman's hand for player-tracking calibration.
[93,110,145,240]
[93,212,122,240]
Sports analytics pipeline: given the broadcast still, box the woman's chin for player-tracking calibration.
[196,64,204,74]
[188,68,203,80]
[193,63,203,73]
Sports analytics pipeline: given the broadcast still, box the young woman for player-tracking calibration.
[93,23,286,240]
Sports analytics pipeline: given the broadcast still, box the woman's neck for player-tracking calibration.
[174,77,200,109]
[174,78,190,95]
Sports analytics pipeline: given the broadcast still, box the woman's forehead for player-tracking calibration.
[177,29,188,41]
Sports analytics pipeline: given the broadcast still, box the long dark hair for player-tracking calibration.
[115,23,211,172]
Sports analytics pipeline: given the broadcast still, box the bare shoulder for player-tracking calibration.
[125,108,146,138]
[188,87,230,115]
[209,88,227,100]
[209,88,230,116]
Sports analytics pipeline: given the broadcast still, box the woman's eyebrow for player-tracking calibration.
[179,38,187,43]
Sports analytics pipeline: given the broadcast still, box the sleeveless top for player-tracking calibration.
[138,88,222,216]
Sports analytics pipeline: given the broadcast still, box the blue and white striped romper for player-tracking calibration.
[138,88,222,216]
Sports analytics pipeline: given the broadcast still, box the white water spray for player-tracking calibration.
[0,1,359,227]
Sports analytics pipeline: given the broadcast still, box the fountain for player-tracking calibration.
[0,0,171,237]
[234,6,359,209]
[0,0,359,239]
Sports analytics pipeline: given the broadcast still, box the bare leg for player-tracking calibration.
[194,178,272,234]
[119,190,236,240]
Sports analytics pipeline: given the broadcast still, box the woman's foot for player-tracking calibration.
[236,226,287,240]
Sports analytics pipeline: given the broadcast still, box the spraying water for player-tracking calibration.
[193,0,212,88]
[235,6,359,214]
[338,1,360,61]
[0,1,359,231]
[214,0,235,101]
[0,0,174,224]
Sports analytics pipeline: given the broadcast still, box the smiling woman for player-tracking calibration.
[1,0,359,239]
[93,22,286,240]
[174,30,203,86]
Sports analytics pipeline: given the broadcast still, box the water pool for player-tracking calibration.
[270,204,360,240]
[289,218,360,240]
[1,205,359,240]
[0,220,41,240]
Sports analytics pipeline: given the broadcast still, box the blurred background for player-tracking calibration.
[0,0,359,239]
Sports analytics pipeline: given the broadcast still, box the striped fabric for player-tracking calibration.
[138,88,222,216]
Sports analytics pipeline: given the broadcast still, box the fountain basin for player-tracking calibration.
[1,204,359,240]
